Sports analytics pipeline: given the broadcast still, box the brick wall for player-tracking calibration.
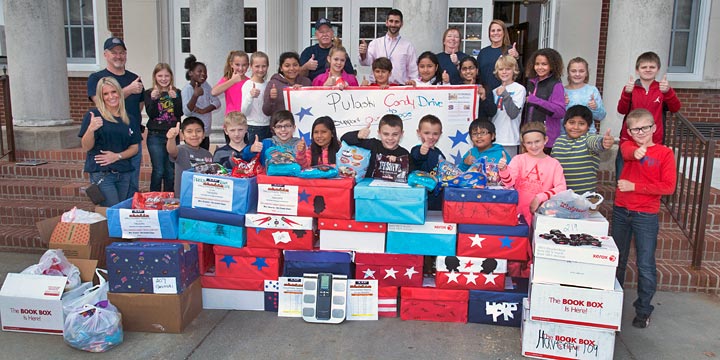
[595,0,610,95]
[70,77,92,123]
[675,88,720,124]
[107,0,124,38]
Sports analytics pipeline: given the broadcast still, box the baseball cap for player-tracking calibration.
[315,18,332,30]
[103,37,127,51]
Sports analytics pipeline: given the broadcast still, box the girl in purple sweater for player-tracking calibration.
[524,48,566,153]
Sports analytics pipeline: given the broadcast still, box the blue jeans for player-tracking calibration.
[612,205,659,317]
[615,150,624,181]
[129,143,142,196]
[147,134,175,192]
[89,171,132,207]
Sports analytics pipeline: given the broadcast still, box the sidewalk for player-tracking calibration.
[1,251,718,360]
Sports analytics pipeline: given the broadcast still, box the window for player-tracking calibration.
[309,7,345,46]
[448,7,484,56]
[358,7,390,43]
[180,7,190,53]
[667,0,710,81]
[64,0,95,63]
[538,0,555,49]
[244,8,258,53]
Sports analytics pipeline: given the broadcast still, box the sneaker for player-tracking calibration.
[632,314,650,328]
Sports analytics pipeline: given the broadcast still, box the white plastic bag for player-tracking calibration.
[63,269,109,317]
[61,206,106,224]
[21,249,81,291]
[538,190,604,219]
[63,301,123,352]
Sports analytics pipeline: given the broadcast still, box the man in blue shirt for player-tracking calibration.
[300,18,355,81]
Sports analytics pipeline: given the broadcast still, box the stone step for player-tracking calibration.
[0,199,95,226]
[16,147,153,168]
[623,258,720,294]
[0,225,46,254]
[0,161,153,184]
[0,178,90,201]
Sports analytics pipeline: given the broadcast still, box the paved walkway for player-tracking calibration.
[1,252,718,359]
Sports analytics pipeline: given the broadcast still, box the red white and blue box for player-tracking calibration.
[178,217,246,248]
[386,211,456,256]
[178,206,245,226]
[354,253,423,287]
[443,187,519,226]
[435,256,507,291]
[214,245,282,280]
[180,170,257,215]
[468,278,528,327]
[106,242,199,294]
[106,198,179,239]
[282,250,354,278]
[201,272,266,291]
[457,216,530,260]
[245,213,315,250]
[257,175,354,219]
[354,179,427,225]
[378,286,398,318]
[400,287,469,323]
[137,238,215,275]
[319,218,386,253]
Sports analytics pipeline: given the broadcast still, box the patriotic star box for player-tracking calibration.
[386,211,456,256]
[456,216,530,260]
[257,174,354,219]
[435,256,507,291]
[264,279,279,312]
[180,170,258,215]
[533,212,609,238]
[319,219,386,253]
[354,179,427,225]
[214,245,282,280]
[245,213,315,250]
[533,234,619,290]
[138,239,215,275]
[106,242,200,294]
[178,217,246,248]
[378,286,398,318]
[354,253,423,287]
[528,279,623,331]
[282,250,354,278]
[201,273,266,291]
[468,278,528,327]
[106,198,179,239]
[522,299,616,360]
[400,287,469,323]
[443,187,519,226]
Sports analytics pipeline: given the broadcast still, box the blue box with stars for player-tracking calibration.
[180,170,258,215]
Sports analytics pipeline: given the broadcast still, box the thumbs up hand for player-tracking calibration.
[151,86,160,100]
[442,70,450,84]
[250,135,263,153]
[659,74,669,93]
[625,76,635,93]
[450,50,458,65]
[269,83,278,99]
[296,140,306,154]
[634,144,648,160]
[498,152,508,171]
[88,112,104,132]
[167,122,181,139]
[358,122,371,139]
[361,76,369,86]
[420,139,431,156]
[305,54,318,71]
[250,82,260,98]
[359,40,368,56]
[564,92,570,106]
[169,88,177,98]
[509,42,519,58]
[602,128,614,150]
[588,93,597,110]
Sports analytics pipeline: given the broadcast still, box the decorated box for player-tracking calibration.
[319,218,386,253]
[178,206,245,226]
[443,187,519,226]
[354,253,423,287]
[386,211,456,256]
[456,216,530,260]
[180,170,257,215]
[201,273,264,291]
[245,213,315,250]
[264,279,280,312]
[378,286,398,318]
[435,256,507,291]
[400,287,469,323]
[468,278,528,327]
[138,239,215,275]
[106,242,199,294]
[178,217,246,248]
[201,288,265,311]
[106,198,179,239]
[282,250,354,278]
[533,212,610,238]
[257,174,354,219]
[214,245,282,280]
[354,179,427,225]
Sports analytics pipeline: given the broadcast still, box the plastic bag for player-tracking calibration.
[22,249,81,291]
[61,207,106,224]
[64,301,123,352]
[132,192,175,210]
[231,154,261,178]
[336,141,371,181]
[63,269,110,317]
[408,170,438,191]
[299,165,339,179]
[538,190,605,219]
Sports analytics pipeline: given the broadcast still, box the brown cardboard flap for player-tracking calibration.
[68,258,98,283]
[36,216,62,244]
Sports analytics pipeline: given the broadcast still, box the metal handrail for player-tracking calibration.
[663,112,715,269]
[0,68,15,162]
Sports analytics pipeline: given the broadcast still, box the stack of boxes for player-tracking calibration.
[522,212,622,360]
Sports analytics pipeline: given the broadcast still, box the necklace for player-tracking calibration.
[384,36,401,60]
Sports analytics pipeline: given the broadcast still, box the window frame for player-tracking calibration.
[65,0,104,72]
[667,0,710,82]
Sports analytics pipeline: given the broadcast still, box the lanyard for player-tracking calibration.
[384,36,401,60]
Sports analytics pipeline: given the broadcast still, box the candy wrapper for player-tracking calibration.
[193,163,228,175]
[537,190,604,219]
[231,154,261,178]
[336,141,371,181]
[372,154,409,183]
[467,158,500,186]
[63,301,123,353]
[408,170,438,191]
[437,159,463,187]
[132,192,175,210]
[299,164,339,179]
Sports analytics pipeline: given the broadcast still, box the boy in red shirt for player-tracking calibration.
[613,108,676,329]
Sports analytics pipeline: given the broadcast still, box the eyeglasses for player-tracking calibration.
[470,130,490,137]
[274,124,294,130]
[461,66,477,71]
[628,124,654,134]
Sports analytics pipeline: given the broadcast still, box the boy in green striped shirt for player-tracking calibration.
[551,105,614,194]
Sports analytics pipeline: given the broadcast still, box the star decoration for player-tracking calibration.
[449,129,469,147]
[220,255,237,268]
[464,272,479,285]
[298,189,311,203]
[464,260,474,269]
[298,128,312,146]
[404,266,419,279]
[483,273,499,285]
[499,236,514,249]
[469,235,485,248]
[363,268,376,279]
[384,267,398,279]
[251,257,269,271]
[295,107,313,123]
[446,271,461,283]
[451,150,464,166]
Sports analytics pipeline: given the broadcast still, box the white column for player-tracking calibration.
[4,0,71,127]
[393,0,448,54]
[264,0,299,73]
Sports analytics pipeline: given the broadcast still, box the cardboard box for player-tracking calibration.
[319,218,386,253]
[355,253,423,287]
[108,278,202,333]
[443,187,519,226]
[468,278,528,327]
[214,246,282,280]
[386,211,457,256]
[106,198,180,239]
[180,170,258,215]
[37,215,112,267]
[0,273,67,335]
[245,213,315,250]
[533,234,619,290]
[435,256,507,291]
[522,299,616,360]
[533,212,610,238]
[529,280,623,331]
[354,179,427,225]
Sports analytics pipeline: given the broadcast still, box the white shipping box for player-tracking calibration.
[320,230,386,253]
[533,234,618,290]
[201,288,264,310]
[522,297,616,360]
[0,273,67,335]
[529,280,623,331]
[533,212,609,237]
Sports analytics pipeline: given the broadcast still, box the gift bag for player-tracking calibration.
[538,190,604,219]
[63,269,110,317]
[63,301,123,352]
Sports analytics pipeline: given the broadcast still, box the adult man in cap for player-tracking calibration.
[300,17,355,81]
[87,37,145,196]
[358,9,418,85]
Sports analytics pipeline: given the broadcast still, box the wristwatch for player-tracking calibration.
[117,153,123,160]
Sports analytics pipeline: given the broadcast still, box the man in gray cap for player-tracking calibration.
[87,37,145,197]
[300,18,355,81]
